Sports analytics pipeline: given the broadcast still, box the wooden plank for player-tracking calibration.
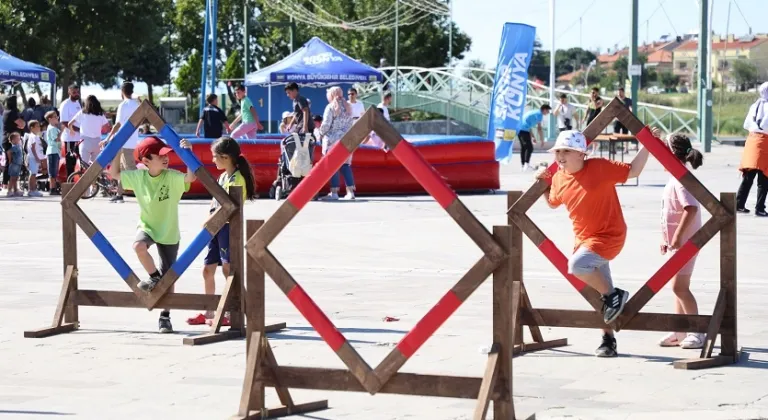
[182,329,242,346]
[64,203,99,238]
[518,309,732,334]
[246,219,266,411]
[209,275,237,333]
[673,352,739,370]
[61,161,104,204]
[701,289,727,359]
[128,101,150,128]
[507,211,547,246]
[472,343,501,420]
[254,249,300,296]
[262,338,297,409]
[339,109,374,152]
[719,192,738,361]
[507,179,550,214]
[678,171,729,220]
[198,166,236,217]
[235,400,329,420]
[582,98,624,140]
[61,183,79,325]
[246,201,299,252]
[446,199,505,262]
[144,267,181,310]
[24,323,78,338]
[52,266,76,327]
[335,341,377,394]
[612,99,645,134]
[513,338,569,356]
[238,331,264,417]
[256,366,486,399]
[228,186,245,332]
[369,107,403,150]
[72,290,235,311]
[492,225,514,420]
[144,102,167,131]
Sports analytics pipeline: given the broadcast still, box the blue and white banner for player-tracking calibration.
[488,23,536,163]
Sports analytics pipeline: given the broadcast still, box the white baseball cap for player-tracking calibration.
[549,130,588,153]
[281,111,291,119]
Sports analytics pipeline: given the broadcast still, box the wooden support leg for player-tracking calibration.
[183,275,243,346]
[473,344,501,420]
[718,192,738,361]
[24,265,79,338]
[673,290,734,370]
[492,225,516,420]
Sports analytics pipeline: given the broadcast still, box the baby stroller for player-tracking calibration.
[269,133,316,200]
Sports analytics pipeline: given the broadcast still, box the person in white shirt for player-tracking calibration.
[553,93,573,132]
[737,81,768,216]
[70,95,109,165]
[347,87,365,120]
[366,91,392,150]
[25,120,46,197]
[102,82,140,203]
[59,85,82,176]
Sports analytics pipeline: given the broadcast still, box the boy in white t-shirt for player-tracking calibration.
[103,82,140,203]
[347,87,365,120]
[366,92,393,151]
[59,85,82,177]
[25,120,46,197]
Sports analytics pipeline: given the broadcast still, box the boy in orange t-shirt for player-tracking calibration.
[536,130,650,357]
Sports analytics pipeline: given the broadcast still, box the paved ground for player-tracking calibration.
[2,145,768,420]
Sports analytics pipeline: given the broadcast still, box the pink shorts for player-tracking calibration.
[230,122,259,139]
[670,249,697,276]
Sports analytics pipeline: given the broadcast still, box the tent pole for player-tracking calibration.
[268,84,272,133]
[394,0,399,108]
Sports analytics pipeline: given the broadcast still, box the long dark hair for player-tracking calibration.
[668,133,703,169]
[212,136,257,200]
[83,95,104,116]
[5,95,18,111]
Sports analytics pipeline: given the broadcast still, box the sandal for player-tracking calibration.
[658,332,685,347]
[680,333,705,349]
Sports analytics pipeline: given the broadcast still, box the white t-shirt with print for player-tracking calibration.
[556,103,573,128]
[349,101,365,120]
[72,111,108,138]
[116,98,141,148]
[59,99,82,143]
[26,133,45,160]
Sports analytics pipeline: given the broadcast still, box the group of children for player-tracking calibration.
[3,110,64,197]
[538,127,705,357]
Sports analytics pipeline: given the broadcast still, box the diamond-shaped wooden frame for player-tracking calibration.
[238,108,514,418]
[59,100,236,310]
[24,100,288,346]
[505,98,739,371]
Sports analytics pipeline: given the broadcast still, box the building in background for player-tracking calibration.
[672,34,768,87]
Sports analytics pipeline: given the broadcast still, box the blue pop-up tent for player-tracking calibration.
[245,37,383,85]
[0,49,56,85]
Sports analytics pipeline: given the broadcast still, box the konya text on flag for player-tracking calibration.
[488,23,536,163]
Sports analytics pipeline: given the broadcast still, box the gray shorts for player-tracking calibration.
[567,246,613,285]
[134,231,179,275]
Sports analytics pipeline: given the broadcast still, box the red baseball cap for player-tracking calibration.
[136,136,173,160]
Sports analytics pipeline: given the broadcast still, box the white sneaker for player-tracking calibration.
[27,190,43,197]
[5,191,12,197]
[680,333,705,349]
[521,164,527,172]
[658,332,686,347]
[325,192,339,201]
[344,190,355,200]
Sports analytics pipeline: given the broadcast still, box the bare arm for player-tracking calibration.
[669,206,698,248]
[179,139,197,183]
[627,146,649,179]
[537,124,544,145]
[195,119,203,137]
[108,156,121,180]
[302,107,310,133]
[15,118,25,129]
[231,114,242,126]
[248,106,259,124]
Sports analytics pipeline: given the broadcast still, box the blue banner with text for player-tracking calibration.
[488,23,536,164]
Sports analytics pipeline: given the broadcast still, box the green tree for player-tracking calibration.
[175,51,203,98]
[731,60,759,91]
[220,50,245,106]
[659,71,680,90]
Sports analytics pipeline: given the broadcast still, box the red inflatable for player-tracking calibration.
[172,135,499,197]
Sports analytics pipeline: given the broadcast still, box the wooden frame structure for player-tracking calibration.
[506,98,739,372]
[235,108,519,419]
[24,101,285,345]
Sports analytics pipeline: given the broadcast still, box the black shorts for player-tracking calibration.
[134,231,179,275]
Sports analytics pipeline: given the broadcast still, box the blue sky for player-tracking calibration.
[454,0,768,67]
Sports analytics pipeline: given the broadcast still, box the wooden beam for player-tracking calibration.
[719,192,738,360]
[472,344,500,420]
[518,309,732,334]
[72,290,236,311]
[234,400,329,420]
[24,323,78,338]
[238,331,264,417]
[61,183,79,325]
[51,266,76,327]
[513,338,569,356]
[701,288,727,359]
[492,225,515,419]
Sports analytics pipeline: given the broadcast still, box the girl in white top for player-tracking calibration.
[71,95,110,164]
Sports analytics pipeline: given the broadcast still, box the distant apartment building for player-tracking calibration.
[672,34,768,86]
[596,35,693,74]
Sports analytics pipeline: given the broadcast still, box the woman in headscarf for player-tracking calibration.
[737,81,768,217]
[316,86,356,200]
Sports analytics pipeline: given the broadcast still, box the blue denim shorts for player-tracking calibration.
[8,163,21,178]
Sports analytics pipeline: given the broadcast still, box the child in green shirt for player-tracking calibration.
[108,136,197,333]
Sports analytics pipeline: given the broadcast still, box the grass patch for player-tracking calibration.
[638,91,757,136]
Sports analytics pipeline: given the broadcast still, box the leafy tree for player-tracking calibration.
[175,51,203,97]
[731,60,759,91]
[659,71,680,89]
[220,50,245,106]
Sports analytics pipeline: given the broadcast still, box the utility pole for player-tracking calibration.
[548,0,556,140]
[629,0,639,118]
[698,0,713,152]
[717,1,732,135]
[244,0,250,78]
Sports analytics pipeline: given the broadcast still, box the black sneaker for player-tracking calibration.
[601,288,629,324]
[110,195,124,203]
[138,275,161,292]
[756,210,768,217]
[158,311,173,333]
[595,334,618,357]
[736,207,750,213]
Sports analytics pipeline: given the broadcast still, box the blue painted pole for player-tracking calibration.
[199,0,211,117]
[211,0,218,94]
